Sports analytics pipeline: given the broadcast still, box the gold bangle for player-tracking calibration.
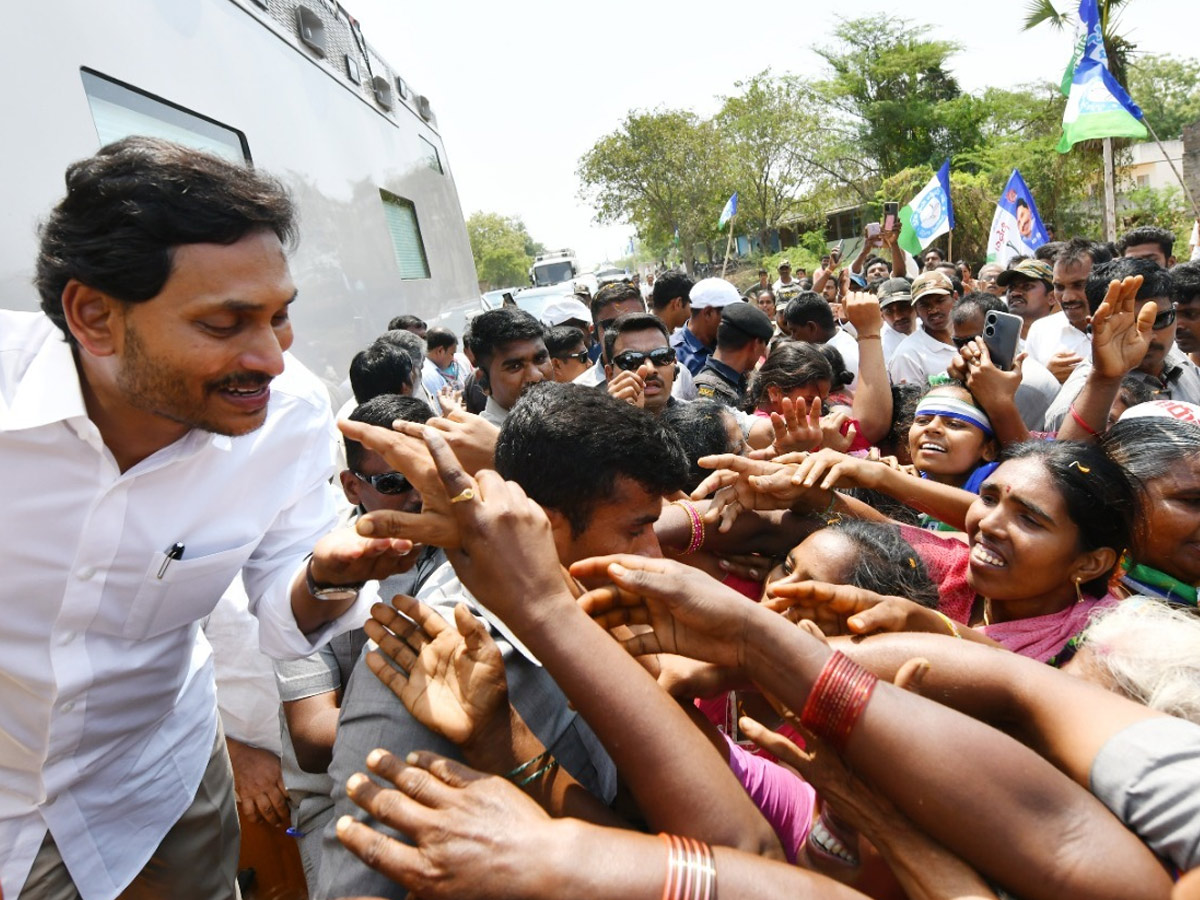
[933,610,962,638]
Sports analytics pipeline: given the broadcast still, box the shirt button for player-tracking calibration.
[60,701,76,713]
[58,630,77,645]
[76,567,96,581]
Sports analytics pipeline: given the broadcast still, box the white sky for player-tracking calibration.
[342,0,1194,269]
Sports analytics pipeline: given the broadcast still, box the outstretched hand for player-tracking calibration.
[572,554,761,668]
[1090,275,1154,380]
[337,750,553,900]
[365,595,508,748]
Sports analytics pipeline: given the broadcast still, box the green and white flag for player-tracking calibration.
[1057,0,1147,151]
[897,160,954,258]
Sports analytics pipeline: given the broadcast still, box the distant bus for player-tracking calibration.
[3,0,480,391]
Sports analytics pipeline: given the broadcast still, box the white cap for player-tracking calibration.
[1118,400,1200,426]
[689,277,741,309]
[541,296,592,327]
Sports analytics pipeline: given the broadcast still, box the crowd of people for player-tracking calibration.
[3,137,1199,900]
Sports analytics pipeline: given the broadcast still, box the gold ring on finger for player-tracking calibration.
[449,487,476,504]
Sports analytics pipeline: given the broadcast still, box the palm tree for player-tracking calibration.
[1022,0,1136,88]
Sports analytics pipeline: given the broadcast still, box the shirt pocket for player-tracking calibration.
[124,539,259,640]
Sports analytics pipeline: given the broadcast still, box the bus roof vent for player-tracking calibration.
[372,75,394,110]
[295,5,327,57]
[416,95,432,121]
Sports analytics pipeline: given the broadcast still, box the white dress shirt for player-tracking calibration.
[1024,310,1091,367]
[887,328,957,385]
[0,311,367,899]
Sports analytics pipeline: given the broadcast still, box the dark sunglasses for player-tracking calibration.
[1152,306,1177,330]
[613,348,676,371]
[554,350,590,365]
[354,471,413,494]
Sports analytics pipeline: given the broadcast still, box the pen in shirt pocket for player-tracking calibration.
[157,542,185,579]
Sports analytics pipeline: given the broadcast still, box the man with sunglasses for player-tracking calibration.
[694,302,775,407]
[544,325,593,383]
[603,313,677,415]
[1044,257,1200,431]
[573,282,646,388]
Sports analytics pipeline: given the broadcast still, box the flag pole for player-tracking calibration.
[1102,137,1118,242]
[947,229,954,264]
[720,214,735,278]
[1142,118,1200,221]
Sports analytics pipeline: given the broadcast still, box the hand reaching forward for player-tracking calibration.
[1090,274,1154,380]
[338,750,553,900]
[365,594,508,748]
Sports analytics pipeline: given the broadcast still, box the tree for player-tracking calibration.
[811,16,987,183]
[466,212,537,291]
[1127,54,1200,140]
[578,109,729,276]
[715,71,823,248]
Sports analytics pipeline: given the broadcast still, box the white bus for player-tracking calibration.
[3,0,479,391]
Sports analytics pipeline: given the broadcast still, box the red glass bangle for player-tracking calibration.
[800,651,879,753]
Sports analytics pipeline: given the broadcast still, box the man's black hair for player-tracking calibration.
[344,394,432,471]
[951,290,1006,327]
[604,312,670,361]
[1084,257,1174,315]
[650,271,695,312]
[590,281,643,323]
[350,340,414,403]
[36,136,295,341]
[1056,236,1111,268]
[425,326,457,352]
[1117,225,1175,260]
[388,314,428,333]
[544,325,587,357]
[466,307,545,372]
[495,383,688,537]
[1169,260,1200,305]
[1034,241,1064,262]
[783,292,835,331]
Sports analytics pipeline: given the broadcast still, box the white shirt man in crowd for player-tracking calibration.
[996,258,1057,340]
[0,138,413,900]
[1026,238,1104,383]
[888,270,957,385]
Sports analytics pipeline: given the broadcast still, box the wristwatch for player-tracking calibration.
[305,554,364,602]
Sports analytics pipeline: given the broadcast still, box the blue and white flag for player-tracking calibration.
[718,192,738,230]
[1057,0,1146,151]
[897,160,954,257]
[986,170,1050,266]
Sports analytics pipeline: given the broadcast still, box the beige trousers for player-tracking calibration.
[20,723,241,900]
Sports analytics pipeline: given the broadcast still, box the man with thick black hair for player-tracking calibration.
[349,339,414,403]
[466,307,552,426]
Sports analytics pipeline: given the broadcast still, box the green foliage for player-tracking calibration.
[466,212,538,291]
[1127,55,1200,140]
[1119,186,1192,250]
[812,16,987,179]
[577,109,730,276]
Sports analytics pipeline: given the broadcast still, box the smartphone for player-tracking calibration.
[865,222,881,245]
[983,310,1023,371]
[832,238,845,261]
[883,201,899,232]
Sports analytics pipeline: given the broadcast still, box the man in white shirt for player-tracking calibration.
[996,258,1057,340]
[876,277,916,363]
[772,259,798,293]
[888,270,957,385]
[468,307,553,427]
[1,138,416,900]
[1026,238,1102,383]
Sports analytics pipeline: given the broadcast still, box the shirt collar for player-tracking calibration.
[1,327,90,432]
[702,356,744,387]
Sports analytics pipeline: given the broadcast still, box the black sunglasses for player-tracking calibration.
[613,348,676,371]
[354,471,413,494]
[1152,306,1177,330]
[554,350,590,365]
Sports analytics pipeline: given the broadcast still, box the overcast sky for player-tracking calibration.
[342,0,1194,269]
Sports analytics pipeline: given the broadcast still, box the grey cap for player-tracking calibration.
[877,277,913,308]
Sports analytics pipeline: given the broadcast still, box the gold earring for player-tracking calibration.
[1074,576,1084,604]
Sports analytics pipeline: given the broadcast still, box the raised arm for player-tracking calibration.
[845,292,893,444]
